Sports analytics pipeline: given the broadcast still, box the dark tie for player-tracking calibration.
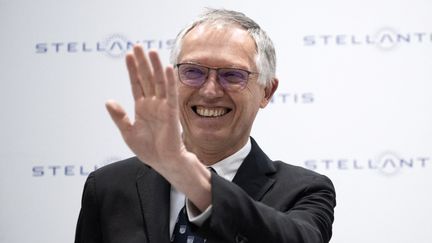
[170,206,206,243]
[171,168,215,243]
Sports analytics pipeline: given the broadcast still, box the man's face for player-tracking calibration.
[176,24,275,159]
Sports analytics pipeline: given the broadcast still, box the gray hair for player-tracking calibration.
[170,8,276,87]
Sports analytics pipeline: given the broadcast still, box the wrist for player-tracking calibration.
[162,152,212,212]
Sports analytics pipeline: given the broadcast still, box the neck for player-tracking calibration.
[183,136,249,165]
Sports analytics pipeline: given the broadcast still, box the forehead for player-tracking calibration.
[178,23,257,69]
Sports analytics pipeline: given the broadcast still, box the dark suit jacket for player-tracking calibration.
[75,138,336,243]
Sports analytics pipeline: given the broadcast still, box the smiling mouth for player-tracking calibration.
[192,106,232,117]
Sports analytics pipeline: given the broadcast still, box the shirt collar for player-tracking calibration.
[209,138,251,182]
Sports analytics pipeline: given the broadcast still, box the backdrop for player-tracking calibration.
[1,0,431,242]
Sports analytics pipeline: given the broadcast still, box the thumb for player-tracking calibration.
[105,100,132,133]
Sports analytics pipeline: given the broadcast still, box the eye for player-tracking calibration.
[220,69,247,83]
[181,66,206,79]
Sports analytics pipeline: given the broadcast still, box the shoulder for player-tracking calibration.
[272,160,335,193]
[94,156,147,176]
[87,157,150,190]
[249,137,334,189]
[273,161,328,180]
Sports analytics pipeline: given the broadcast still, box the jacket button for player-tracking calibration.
[235,234,248,243]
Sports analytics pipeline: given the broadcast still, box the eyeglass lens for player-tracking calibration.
[178,64,248,90]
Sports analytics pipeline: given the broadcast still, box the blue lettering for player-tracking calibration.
[32,166,44,176]
[48,165,61,176]
[292,93,298,103]
[143,40,154,49]
[368,159,378,169]
[96,42,105,52]
[418,157,429,167]
[379,34,394,44]
[35,43,48,53]
[166,39,175,49]
[320,35,331,45]
[65,165,75,176]
[382,158,396,168]
[304,160,317,170]
[351,35,362,45]
[397,34,410,43]
[322,159,332,169]
[337,159,348,169]
[414,32,426,42]
[366,35,375,44]
[82,42,92,52]
[302,93,314,103]
[126,41,135,51]
[400,159,413,168]
[31,164,103,177]
[353,159,364,169]
[299,156,431,171]
[109,41,123,51]
[336,35,346,45]
[280,93,289,103]
[68,42,78,52]
[34,38,176,54]
[52,43,63,52]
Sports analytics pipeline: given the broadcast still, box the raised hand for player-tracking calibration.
[105,45,211,211]
[105,45,185,170]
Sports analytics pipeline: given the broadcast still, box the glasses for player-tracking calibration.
[176,63,257,91]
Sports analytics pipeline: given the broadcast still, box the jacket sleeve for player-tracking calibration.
[74,172,103,243]
[206,173,336,243]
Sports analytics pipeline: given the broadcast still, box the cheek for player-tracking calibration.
[234,88,264,117]
[245,86,266,106]
[177,86,192,104]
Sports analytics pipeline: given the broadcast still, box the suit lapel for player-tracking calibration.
[136,167,171,243]
[232,138,276,200]
[133,138,274,242]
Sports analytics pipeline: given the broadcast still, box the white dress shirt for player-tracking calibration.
[169,139,252,236]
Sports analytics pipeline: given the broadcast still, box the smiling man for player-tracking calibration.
[75,9,336,243]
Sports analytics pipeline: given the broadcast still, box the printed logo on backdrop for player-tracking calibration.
[32,155,123,177]
[304,151,430,176]
[270,92,315,105]
[35,33,317,106]
[303,27,432,51]
[35,33,175,58]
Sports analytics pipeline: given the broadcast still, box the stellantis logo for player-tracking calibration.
[303,28,432,51]
[32,156,123,177]
[270,92,314,105]
[304,151,430,176]
[35,33,175,58]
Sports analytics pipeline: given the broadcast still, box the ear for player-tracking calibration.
[260,78,279,108]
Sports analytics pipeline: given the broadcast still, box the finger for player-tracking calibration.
[133,45,155,97]
[165,66,178,108]
[105,100,132,134]
[149,51,167,98]
[125,53,143,101]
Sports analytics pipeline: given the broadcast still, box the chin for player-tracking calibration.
[189,129,228,143]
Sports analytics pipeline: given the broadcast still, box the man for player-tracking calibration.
[75,9,336,243]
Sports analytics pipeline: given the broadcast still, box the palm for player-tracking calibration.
[132,97,181,163]
[106,46,185,169]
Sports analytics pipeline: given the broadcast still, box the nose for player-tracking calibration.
[198,70,224,98]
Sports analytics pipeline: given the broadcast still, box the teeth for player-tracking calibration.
[196,106,228,117]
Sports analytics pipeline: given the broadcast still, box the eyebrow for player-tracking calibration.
[179,60,251,71]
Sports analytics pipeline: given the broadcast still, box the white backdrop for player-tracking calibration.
[0,0,431,242]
